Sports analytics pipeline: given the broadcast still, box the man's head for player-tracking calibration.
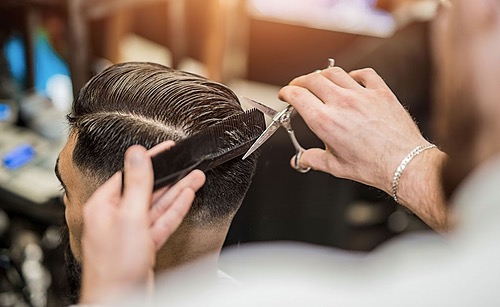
[431,0,500,197]
[55,62,258,281]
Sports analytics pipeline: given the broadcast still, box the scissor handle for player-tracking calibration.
[279,106,311,173]
[287,128,311,173]
[294,150,310,173]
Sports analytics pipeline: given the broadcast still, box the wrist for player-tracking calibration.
[396,147,449,230]
[391,144,437,203]
[80,274,135,305]
[80,269,153,306]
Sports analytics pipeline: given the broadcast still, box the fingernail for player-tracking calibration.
[128,149,146,167]
[439,0,452,8]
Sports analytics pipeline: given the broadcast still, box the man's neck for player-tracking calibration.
[154,222,230,274]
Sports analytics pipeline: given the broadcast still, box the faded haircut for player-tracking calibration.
[67,62,258,225]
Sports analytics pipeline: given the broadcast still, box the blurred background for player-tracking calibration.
[0,0,440,306]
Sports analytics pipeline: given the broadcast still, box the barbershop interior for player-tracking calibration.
[0,0,441,306]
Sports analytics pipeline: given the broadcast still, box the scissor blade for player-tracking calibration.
[242,121,281,160]
[240,97,278,118]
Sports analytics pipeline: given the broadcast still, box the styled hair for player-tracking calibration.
[68,62,258,225]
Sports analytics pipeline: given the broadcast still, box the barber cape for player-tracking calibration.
[136,156,500,306]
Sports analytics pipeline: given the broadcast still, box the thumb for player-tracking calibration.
[122,145,153,215]
[290,148,332,174]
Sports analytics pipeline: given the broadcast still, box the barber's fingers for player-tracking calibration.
[349,68,387,89]
[150,188,196,249]
[147,141,175,157]
[279,85,328,131]
[121,145,154,215]
[290,148,335,175]
[320,66,365,89]
[149,170,206,222]
[147,141,176,203]
[290,67,362,94]
[149,170,205,248]
[281,68,364,114]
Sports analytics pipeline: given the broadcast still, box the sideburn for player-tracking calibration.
[60,225,82,305]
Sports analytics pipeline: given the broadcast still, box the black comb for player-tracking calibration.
[150,108,265,190]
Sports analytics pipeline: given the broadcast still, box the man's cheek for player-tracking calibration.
[65,207,84,263]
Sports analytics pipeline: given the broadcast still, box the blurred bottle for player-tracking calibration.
[3,28,71,141]
[0,48,19,126]
[11,229,51,307]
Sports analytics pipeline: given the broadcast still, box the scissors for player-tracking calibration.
[240,97,311,173]
[241,58,336,173]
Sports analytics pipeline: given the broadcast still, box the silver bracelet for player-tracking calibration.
[391,144,436,204]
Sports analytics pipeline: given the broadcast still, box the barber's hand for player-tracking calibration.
[279,67,430,194]
[79,144,205,304]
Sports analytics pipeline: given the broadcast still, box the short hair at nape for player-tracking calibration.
[68,62,259,225]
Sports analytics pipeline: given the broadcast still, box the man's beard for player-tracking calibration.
[434,74,482,201]
[61,225,82,305]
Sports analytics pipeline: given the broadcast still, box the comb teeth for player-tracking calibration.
[205,109,266,157]
[151,108,265,190]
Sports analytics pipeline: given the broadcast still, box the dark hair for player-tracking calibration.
[68,62,258,225]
